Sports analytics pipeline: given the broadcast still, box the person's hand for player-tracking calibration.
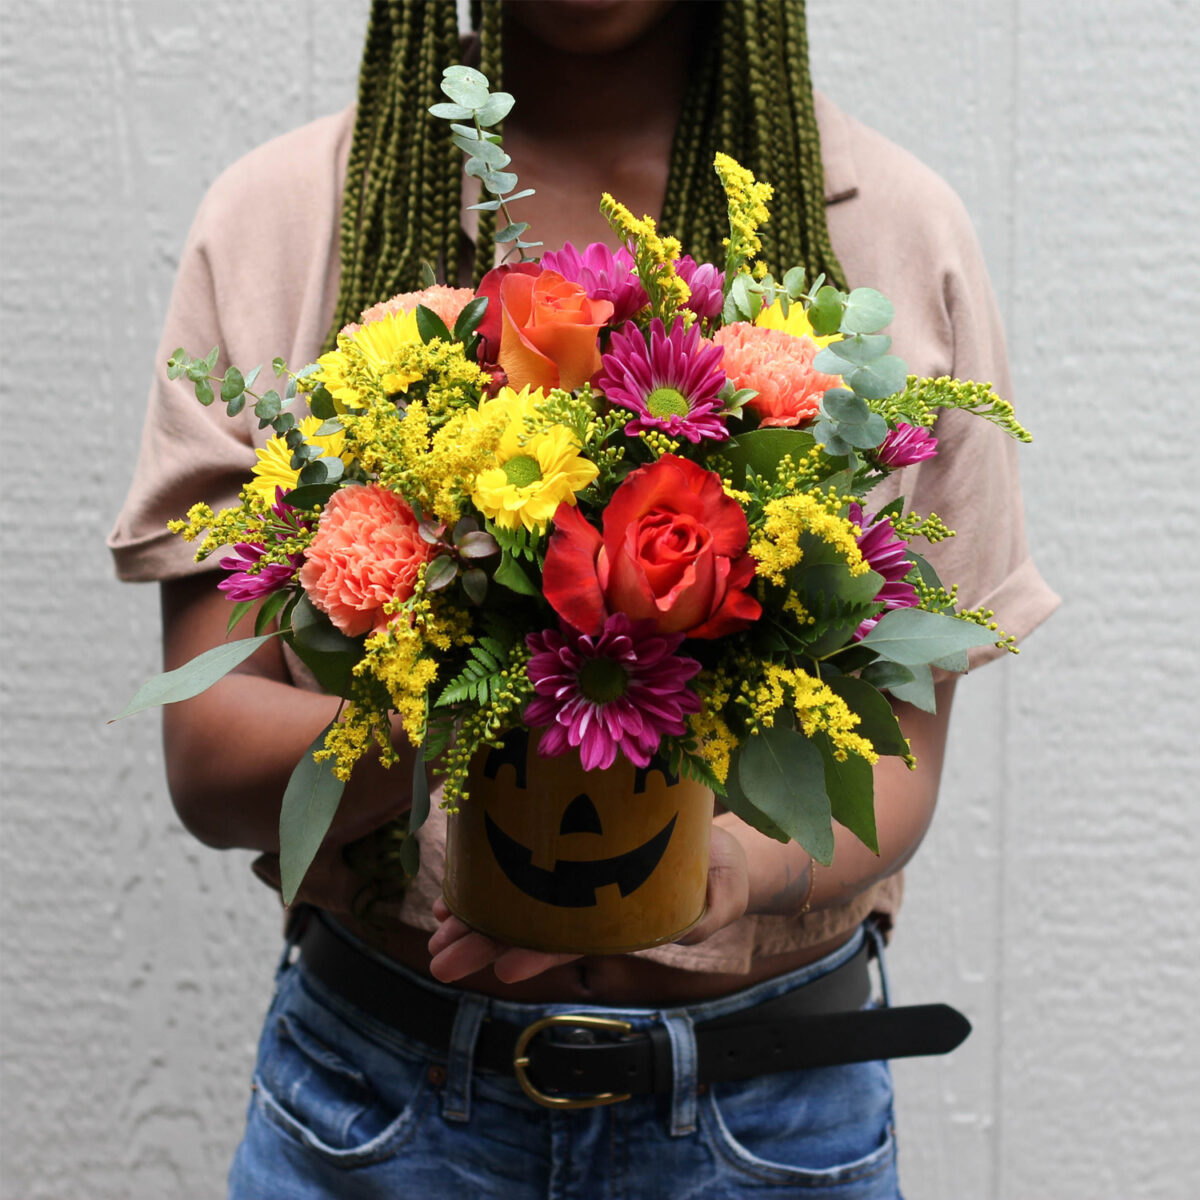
[426,824,751,983]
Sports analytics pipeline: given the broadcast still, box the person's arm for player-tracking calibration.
[427,681,955,981]
[160,574,414,910]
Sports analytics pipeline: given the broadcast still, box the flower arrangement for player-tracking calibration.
[116,67,1031,906]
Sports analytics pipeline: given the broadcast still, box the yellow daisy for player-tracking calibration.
[469,388,598,532]
[249,415,349,501]
[755,298,840,348]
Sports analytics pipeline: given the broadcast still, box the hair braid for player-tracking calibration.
[329,0,846,346]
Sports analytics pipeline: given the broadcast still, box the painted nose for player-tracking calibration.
[559,793,603,836]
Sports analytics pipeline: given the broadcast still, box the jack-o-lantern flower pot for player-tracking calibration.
[443,730,714,954]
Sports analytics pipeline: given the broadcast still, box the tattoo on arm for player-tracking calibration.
[759,857,813,916]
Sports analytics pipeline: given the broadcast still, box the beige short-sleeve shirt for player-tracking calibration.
[109,94,1059,974]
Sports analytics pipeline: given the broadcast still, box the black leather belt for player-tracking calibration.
[295,911,970,1109]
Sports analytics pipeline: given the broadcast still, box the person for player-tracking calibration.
[109,2,1059,1196]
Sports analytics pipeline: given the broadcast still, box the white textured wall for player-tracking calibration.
[1,2,1196,1197]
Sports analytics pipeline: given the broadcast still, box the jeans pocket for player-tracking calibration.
[701,1058,897,1194]
[251,971,433,1168]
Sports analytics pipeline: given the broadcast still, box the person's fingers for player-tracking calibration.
[675,827,749,944]
[427,912,475,957]
[432,896,452,921]
[428,928,506,982]
[492,947,581,984]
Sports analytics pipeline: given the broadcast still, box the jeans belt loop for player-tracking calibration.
[864,918,892,1008]
[443,993,488,1123]
[660,1009,698,1136]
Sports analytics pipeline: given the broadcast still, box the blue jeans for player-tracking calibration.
[228,920,901,1198]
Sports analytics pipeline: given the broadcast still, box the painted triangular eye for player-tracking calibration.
[559,793,603,836]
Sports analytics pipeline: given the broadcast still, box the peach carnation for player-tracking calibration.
[298,484,434,636]
[713,323,842,428]
[342,286,476,337]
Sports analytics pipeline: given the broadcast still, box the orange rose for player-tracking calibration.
[498,269,614,393]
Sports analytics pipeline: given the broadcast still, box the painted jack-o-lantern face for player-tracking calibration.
[443,730,714,954]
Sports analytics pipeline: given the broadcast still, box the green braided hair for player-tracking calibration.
[328,0,847,344]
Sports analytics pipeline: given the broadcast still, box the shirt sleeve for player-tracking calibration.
[890,189,1060,669]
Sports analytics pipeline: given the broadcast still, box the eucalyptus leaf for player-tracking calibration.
[816,733,878,854]
[278,725,346,905]
[888,663,936,712]
[298,456,343,487]
[440,66,490,109]
[859,607,998,666]
[221,366,245,401]
[226,393,246,417]
[254,390,281,422]
[271,356,287,377]
[738,726,835,864]
[312,418,343,438]
[846,357,908,401]
[411,736,432,835]
[399,834,421,877]
[474,91,515,125]
[468,199,503,212]
[495,222,530,243]
[283,482,339,510]
[429,101,473,120]
[307,384,336,420]
[782,267,806,298]
[453,134,508,167]
[483,170,518,195]
[859,660,915,691]
[194,378,214,406]
[110,634,278,721]
[841,288,894,335]
[203,346,219,371]
[419,260,437,289]
[808,285,845,337]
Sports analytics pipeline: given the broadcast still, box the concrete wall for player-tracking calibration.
[1,1,1196,1196]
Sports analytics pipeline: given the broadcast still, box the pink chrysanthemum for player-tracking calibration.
[877,423,939,468]
[676,256,725,321]
[541,242,647,326]
[524,613,702,771]
[341,285,475,337]
[850,502,919,639]
[298,484,435,636]
[218,489,312,602]
[597,317,729,443]
[713,323,841,428]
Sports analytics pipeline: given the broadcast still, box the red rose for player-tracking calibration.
[474,262,542,365]
[542,455,761,639]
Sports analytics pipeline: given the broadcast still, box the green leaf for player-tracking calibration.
[453,133,509,167]
[820,334,891,369]
[415,305,452,345]
[859,607,998,666]
[194,378,214,406]
[842,287,894,335]
[441,65,490,108]
[494,551,538,596]
[859,660,915,691]
[411,736,431,836]
[816,733,878,853]
[483,170,518,195]
[468,199,502,212]
[424,555,458,591]
[220,366,245,401]
[462,567,488,605]
[254,588,292,636]
[846,357,908,400]
[823,675,910,758]
[782,267,806,298]
[298,456,343,487]
[243,364,262,390]
[399,834,420,877]
[419,260,437,289]
[284,594,364,697]
[226,393,246,417]
[453,296,489,342]
[808,285,845,337]
[717,428,817,487]
[307,384,336,420]
[283,482,339,510]
[272,356,287,377]
[495,222,530,243]
[278,725,346,905]
[429,101,473,120]
[888,663,936,712]
[312,418,343,437]
[225,599,255,636]
[722,757,791,842]
[737,726,835,864]
[203,345,219,372]
[474,91,514,125]
[110,634,277,721]
[254,390,281,422]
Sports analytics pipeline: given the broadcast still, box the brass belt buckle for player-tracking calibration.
[512,1013,634,1109]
